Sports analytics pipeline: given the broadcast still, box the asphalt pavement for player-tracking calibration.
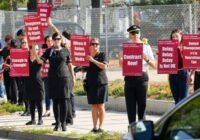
[0,69,164,139]
[0,107,160,134]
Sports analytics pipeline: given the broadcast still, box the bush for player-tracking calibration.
[74,79,86,96]
[74,79,173,100]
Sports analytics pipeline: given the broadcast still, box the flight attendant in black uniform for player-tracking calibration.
[85,38,108,133]
[119,25,155,124]
[25,44,44,125]
[32,32,75,131]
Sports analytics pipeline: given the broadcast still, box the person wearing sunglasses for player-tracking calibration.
[84,38,108,133]
[32,32,75,132]
[119,25,155,124]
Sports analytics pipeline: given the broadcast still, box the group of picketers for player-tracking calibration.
[1,17,199,133]
[0,18,76,131]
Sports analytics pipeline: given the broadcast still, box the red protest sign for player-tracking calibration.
[10,48,29,77]
[71,34,90,66]
[182,34,200,69]
[122,43,143,76]
[42,61,49,78]
[24,14,44,45]
[37,3,52,30]
[157,40,178,74]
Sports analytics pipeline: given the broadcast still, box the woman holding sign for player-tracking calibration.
[32,32,75,131]
[169,29,189,104]
[119,25,155,124]
[85,37,108,133]
[25,44,44,125]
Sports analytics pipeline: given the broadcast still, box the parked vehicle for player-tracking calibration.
[123,89,200,140]
[100,32,130,58]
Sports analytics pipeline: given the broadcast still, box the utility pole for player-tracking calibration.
[91,0,101,37]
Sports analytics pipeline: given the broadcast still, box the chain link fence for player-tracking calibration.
[0,4,200,69]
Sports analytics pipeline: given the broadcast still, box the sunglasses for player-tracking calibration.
[22,42,27,44]
[54,38,61,41]
[90,43,99,46]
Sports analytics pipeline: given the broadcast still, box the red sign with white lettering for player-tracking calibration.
[10,48,29,77]
[37,3,52,30]
[157,40,178,74]
[122,43,143,76]
[71,34,90,66]
[24,14,44,45]
[182,34,200,69]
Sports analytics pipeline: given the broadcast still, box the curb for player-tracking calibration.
[75,96,174,115]
[0,129,78,140]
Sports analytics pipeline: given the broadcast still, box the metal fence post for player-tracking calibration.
[105,7,108,59]
[189,4,192,34]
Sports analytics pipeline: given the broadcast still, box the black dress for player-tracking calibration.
[25,59,44,100]
[86,52,108,104]
[41,48,71,99]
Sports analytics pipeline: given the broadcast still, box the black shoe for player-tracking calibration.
[66,119,73,125]
[52,122,56,125]
[97,128,104,133]
[26,120,36,125]
[61,123,67,131]
[90,128,98,133]
[53,125,60,131]
[37,120,43,125]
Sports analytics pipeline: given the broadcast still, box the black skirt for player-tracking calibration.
[48,77,70,99]
[87,84,108,104]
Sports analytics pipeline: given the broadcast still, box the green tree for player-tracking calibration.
[0,0,26,11]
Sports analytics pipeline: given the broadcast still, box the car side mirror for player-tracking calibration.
[130,120,154,140]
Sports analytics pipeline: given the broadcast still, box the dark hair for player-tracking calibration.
[10,39,18,48]
[170,29,182,40]
[90,37,100,43]
[44,35,50,42]
[62,30,71,40]
[52,32,61,40]
[5,34,12,42]
[17,29,26,36]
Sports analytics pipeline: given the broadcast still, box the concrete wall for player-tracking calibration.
[75,96,174,115]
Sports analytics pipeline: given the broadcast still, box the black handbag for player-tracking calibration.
[83,79,88,92]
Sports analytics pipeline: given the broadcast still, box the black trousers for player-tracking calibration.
[3,70,11,101]
[53,98,69,126]
[10,77,18,104]
[194,72,200,91]
[29,99,43,121]
[125,78,148,124]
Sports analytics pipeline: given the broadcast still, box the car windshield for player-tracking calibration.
[155,92,200,139]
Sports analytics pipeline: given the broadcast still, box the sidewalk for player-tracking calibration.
[0,107,161,139]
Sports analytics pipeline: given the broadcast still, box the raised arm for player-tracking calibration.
[31,44,44,64]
